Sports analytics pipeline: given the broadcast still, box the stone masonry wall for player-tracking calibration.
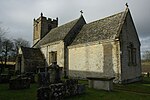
[40,41,64,67]
[120,11,141,83]
[33,17,42,45]
[68,41,120,79]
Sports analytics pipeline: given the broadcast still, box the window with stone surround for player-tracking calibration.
[49,51,57,64]
[128,43,136,66]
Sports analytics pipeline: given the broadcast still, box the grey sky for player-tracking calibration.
[0,0,150,54]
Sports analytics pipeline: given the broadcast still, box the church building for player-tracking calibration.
[16,7,142,83]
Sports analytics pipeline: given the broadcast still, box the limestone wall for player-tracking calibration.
[120,11,141,83]
[40,41,64,67]
[33,17,42,45]
[68,41,120,79]
[15,48,25,73]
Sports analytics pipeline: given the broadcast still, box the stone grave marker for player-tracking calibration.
[49,62,62,83]
[38,72,50,87]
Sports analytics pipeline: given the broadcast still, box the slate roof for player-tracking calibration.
[35,18,80,47]
[71,11,125,45]
[21,46,44,60]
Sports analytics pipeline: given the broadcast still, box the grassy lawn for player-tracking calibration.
[0,84,37,100]
[114,77,150,94]
[1,78,150,100]
[66,88,150,100]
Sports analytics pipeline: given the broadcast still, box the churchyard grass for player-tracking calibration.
[0,77,150,100]
[0,83,37,100]
[114,77,150,93]
[66,77,150,100]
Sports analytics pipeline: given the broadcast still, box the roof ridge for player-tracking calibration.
[21,46,44,60]
[86,11,125,25]
[71,9,126,45]
[21,46,40,51]
[58,17,80,27]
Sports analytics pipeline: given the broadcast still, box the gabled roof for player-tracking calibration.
[35,16,82,47]
[71,9,127,45]
[21,46,44,60]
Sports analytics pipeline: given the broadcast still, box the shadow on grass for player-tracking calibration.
[1,78,150,100]
[114,77,150,94]
[0,83,37,100]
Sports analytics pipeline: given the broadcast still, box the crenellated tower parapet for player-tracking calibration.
[33,13,58,45]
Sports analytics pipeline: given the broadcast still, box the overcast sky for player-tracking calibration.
[0,0,150,54]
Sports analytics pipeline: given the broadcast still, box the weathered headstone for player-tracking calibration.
[25,72,35,83]
[77,84,86,94]
[0,74,11,83]
[49,62,62,83]
[38,72,50,87]
[37,62,86,99]
[9,76,30,89]
[147,72,149,77]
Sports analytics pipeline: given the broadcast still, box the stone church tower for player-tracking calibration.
[33,13,58,45]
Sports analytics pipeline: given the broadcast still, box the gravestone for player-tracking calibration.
[25,72,35,83]
[9,76,30,89]
[0,74,11,83]
[37,62,86,99]
[49,62,62,83]
[77,84,86,94]
[38,72,50,87]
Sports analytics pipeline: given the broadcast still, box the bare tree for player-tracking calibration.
[1,39,14,67]
[0,24,7,65]
[143,51,150,62]
[13,38,30,55]
[0,23,30,69]
[0,23,8,40]
[0,28,6,37]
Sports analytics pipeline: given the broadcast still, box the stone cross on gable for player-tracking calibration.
[80,10,83,15]
[125,3,128,8]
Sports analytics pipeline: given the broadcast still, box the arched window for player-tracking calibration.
[127,43,136,66]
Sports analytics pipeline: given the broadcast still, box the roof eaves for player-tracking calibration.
[68,39,114,49]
